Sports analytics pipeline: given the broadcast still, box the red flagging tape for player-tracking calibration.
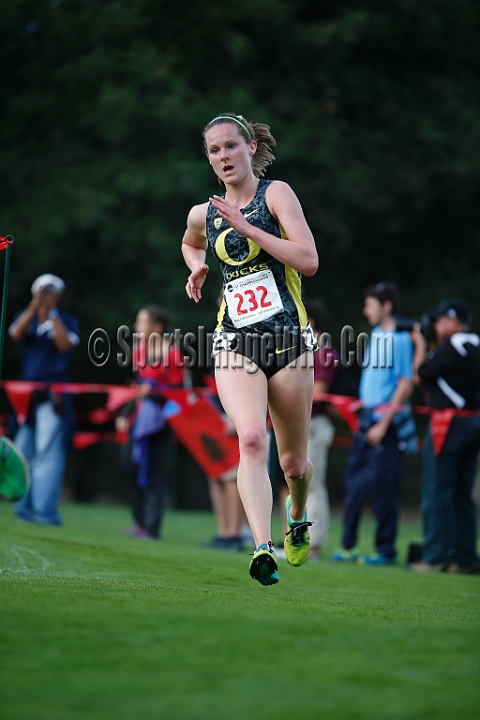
[0,236,14,251]
[1,381,478,461]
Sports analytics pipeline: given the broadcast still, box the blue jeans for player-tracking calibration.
[422,417,480,566]
[341,424,402,558]
[14,401,66,525]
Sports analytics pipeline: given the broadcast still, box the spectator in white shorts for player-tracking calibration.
[304,300,339,560]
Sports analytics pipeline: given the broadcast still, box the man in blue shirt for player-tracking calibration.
[332,282,416,565]
[9,274,80,525]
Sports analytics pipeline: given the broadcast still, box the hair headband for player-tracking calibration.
[207,116,252,140]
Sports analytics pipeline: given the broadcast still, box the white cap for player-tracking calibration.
[31,273,65,295]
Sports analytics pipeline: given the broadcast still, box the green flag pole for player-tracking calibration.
[0,235,31,503]
[0,236,13,379]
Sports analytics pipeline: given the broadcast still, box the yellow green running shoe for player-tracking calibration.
[249,542,279,586]
[284,495,312,567]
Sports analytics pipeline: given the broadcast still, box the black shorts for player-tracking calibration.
[212,325,317,380]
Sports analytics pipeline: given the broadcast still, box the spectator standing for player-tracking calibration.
[9,274,80,525]
[205,459,243,551]
[116,305,184,540]
[332,282,417,565]
[304,300,339,560]
[411,299,480,573]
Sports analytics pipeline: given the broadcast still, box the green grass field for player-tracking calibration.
[1,501,479,720]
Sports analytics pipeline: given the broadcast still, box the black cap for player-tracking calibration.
[434,298,473,324]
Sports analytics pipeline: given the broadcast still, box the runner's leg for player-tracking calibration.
[214,352,271,548]
[267,356,314,521]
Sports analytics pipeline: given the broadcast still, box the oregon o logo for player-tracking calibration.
[215,227,261,267]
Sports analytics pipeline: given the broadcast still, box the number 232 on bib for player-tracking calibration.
[225,269,284,329]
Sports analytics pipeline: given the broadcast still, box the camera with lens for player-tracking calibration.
[394,310,437,343]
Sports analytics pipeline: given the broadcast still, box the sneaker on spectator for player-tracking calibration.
[201,536,243,551]
[201,536,228,549]
[226,536,244,552]
[447,561,480,575]
[357,552,397,566]
[133,527,156,540]
[125,523,142,537]
[407,561,448,572]
[331,547,360,562]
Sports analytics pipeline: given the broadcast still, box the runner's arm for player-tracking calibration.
[182,203,210,303]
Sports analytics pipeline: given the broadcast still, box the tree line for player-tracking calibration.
[1,0,479,381]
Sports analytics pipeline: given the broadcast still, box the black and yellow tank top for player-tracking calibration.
[206,179,309,335]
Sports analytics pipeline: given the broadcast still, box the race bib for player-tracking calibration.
[224,269,284,329]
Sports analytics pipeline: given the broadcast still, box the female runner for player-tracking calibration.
[181,113,318,585]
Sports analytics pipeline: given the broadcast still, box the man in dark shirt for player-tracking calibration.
[9,274,80,525]
[412,299,480,573]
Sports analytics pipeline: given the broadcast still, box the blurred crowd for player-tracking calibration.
[7,274,480,574]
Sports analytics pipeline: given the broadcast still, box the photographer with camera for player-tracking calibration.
[410,299,480,573]
[9,274,80,525]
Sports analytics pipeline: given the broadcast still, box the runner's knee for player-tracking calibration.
[280,452,308,479]
[238,427,268,460]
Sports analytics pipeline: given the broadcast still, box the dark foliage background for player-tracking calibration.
[1,0,480,381]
